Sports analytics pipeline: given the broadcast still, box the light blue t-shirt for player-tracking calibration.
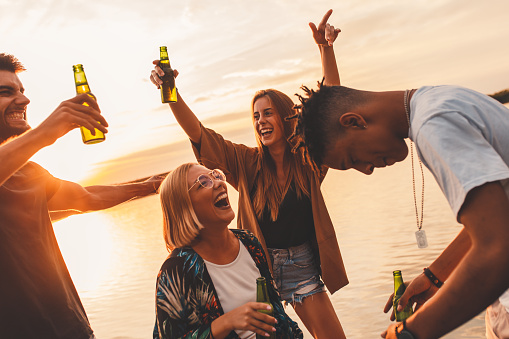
[409,85,509,219]
[409,85,509,311]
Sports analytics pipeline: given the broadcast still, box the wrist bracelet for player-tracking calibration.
[423,267,443,288]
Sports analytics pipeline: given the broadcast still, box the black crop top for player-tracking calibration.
[254,183,315,249]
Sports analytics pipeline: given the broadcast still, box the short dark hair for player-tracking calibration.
[291,82,364,170]
[0,53,26,73]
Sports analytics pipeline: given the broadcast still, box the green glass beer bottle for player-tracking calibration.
[393,270,414,321]
[256,277,275,339]
[159,46,177,103]
[72,64,105,144]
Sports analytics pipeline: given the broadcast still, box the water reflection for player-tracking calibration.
[53,152,486,338]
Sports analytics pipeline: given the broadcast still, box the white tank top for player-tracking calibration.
[204,239,261,339]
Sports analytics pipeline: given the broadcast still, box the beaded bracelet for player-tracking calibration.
[423,267,443,288]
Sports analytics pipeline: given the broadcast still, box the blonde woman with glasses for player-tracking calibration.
[154,163,302,339]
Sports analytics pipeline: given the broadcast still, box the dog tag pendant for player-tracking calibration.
[415,229,428,248]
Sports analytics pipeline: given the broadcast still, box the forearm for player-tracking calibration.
[319,45,340,86]
[210,316,233,339]
[427,227,471,282]
[168,91,202,143]
[408,182,509,338]
[0,127,52,186]
[80,181,157,212]
[407,244,509,338]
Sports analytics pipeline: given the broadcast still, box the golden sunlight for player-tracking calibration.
[53,212,114,293]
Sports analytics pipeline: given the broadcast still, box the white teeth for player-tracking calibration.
[6,112,25,120]
[260,128,273,134]
[214,192,228,204]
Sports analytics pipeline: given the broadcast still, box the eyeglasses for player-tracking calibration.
[188,169,226,191]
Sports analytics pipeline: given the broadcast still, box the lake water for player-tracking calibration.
[54,135,487,338]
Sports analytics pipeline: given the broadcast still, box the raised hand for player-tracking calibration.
[309,9,341,46]
[150,60,179,89]
[36,93,108,146]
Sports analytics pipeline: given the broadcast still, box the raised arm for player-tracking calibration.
[0,94,107,187]
[150,62,202,143]
[47,175,164,214]
[309,9,341,86]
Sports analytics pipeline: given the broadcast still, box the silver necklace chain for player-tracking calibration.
[404,89,425,231]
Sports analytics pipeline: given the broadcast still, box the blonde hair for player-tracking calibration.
[251,89,310,221]
[159,163,203,251]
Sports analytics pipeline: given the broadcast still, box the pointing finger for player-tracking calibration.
[318,9,333,28]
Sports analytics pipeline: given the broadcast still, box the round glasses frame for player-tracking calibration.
[188,169,226,191]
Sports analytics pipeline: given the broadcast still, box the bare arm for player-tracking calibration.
[47,175,163,214]
[384,181,509,338]
[0,94,107,187]
[309,9,341,86]
[383,228,471,320]
[150,62,202,143]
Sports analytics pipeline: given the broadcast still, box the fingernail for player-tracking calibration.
[266,305,271,310]
[397,305,403,311]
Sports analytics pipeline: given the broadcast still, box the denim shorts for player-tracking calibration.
[268,242,325,304]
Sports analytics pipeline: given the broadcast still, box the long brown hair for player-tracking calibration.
[251,89,310,221]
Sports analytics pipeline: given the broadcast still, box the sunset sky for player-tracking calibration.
[2,0,509,184]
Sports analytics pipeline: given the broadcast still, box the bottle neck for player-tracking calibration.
[256,281,269,302]
[160,49,170,66]
[394,276,404,294]
[74,72,90,94]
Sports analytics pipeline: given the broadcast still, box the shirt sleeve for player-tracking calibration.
[191,124,258,190]
[30,162,61,201]
[154,262,216,339]
[414,112,509,220]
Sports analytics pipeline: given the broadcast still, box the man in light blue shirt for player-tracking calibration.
[293,83,509,338]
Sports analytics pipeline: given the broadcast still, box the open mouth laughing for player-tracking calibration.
[213,192,230,209]
[259,128,273,138]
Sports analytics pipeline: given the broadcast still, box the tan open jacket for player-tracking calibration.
[192,125,348,294]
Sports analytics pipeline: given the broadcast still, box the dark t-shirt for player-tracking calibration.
[255,183,315,249]
[0,162,93,339]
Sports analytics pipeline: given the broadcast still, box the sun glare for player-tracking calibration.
[53,212,114,293]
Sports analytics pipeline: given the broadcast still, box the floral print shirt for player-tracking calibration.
[153,229,303,339]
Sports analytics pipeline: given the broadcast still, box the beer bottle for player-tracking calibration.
[72,64,105,144]
[393,270,414,321]
[159,46,177,103]
[256,277,275,339]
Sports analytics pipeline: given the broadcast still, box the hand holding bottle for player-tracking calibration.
[35,94,108,147]
[211,302,276,339]
[383,272,439,321]
[309,9,341,47]
[150,60,179,90]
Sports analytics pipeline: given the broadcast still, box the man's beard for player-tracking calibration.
[0,124,31,143]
